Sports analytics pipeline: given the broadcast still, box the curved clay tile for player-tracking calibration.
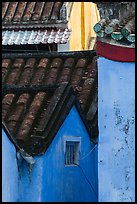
[22,2,36,22]
[13,2,27,22]
[16,92,47,140]
[2,2,9,19]
[4,2,18,22]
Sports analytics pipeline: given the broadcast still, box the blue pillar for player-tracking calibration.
[98,57,135,202]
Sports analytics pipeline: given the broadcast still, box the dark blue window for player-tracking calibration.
[65,141,80,165]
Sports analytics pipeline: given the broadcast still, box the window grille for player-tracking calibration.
[65,141,80,165]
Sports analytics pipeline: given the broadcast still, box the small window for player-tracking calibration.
[65,141,80,165]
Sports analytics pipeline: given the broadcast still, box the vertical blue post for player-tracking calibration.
[98,57,135,202]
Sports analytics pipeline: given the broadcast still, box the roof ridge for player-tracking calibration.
[2,50,96,59]
[2,21,68,29]
[2,84,59,96]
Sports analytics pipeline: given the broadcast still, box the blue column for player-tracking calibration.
[98,57,135,202]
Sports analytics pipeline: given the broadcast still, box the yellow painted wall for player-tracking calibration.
[68,3,82,51]
[68,2,100,51]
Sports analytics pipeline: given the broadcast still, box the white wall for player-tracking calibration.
[98,57,135,202]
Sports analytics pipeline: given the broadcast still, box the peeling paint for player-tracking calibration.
[114,102,123,125]
[27,163,34,183]
[123,119,130,134]
[16,152,22,181]
[18,106,98,202]
[98,57,135,202]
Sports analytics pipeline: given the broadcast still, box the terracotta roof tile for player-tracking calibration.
[24,58,36,69]
[2,82,96,155]
[2,2,9,19]
[2,58,11,68]
[2,2,64,26]
[31,2,45,21]
[2,51,97,119]
[13,58,25,68]
[17,58,36,85]
[2,59,11,82]
[37,58,49,68]
[31,70,45,85]
[4,58,24,85]
[4,2,18,22]
[8,94,27,132]
[16,92,47,140]
[75,58,87,68]
[2,51,98,154]
[59,68,72,83]
[6,93,31,133]
[2,2,71,45]
[22,2,36,22]
[2,93,15,120]
[13,2,27,22]
[2,86,57,153]
[41,2,54,21]
[51,2,63,20]
[50,58,62,68]
[63,58,75,68]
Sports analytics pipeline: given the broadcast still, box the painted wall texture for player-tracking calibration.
[98,57,135,202]
[2,129,19,202]
[57,41,69,52]
[18,105,98,202]
[68,2,100,51]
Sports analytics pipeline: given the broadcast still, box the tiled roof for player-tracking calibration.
[2,2,71,45]
[2,83,94,155]
[2,29,71,45]
[2,2,66,28]
[93,2,135,46]
[2,50,98,153]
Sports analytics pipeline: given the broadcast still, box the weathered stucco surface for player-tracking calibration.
[98,57,135,202]
[18,105,98,202]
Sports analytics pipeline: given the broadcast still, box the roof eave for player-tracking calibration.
[3,83,96,156]
[2,50,97,59]
[2,20,68,30]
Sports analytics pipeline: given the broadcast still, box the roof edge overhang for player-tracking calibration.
[2,122,36,164]
[2,20,68,30]
[29,83,96,155]
[2,83,96,156]
[2,121,19,150]
[74,99,97,144]
[97,38,135,62]
[2,50,97,59]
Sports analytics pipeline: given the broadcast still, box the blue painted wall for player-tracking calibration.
[2,128,19,202]
[18,105,98,202]
[98,57,135,202]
